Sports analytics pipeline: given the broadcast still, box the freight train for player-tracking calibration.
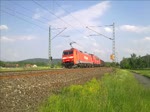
[62,48,104,68]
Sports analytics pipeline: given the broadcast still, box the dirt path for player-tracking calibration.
[134,73,150,88]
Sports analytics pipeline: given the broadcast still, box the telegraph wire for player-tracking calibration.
[3,2,70,39]
[0,9,47,31]
[54,2,87,28]
[86,26,113,40]
[4,7,48,26]
[51,27,67,40]
[32,0,89,38]
[10,1,50,22]
[32,0,72,27]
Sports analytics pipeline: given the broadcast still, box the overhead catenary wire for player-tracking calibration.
[0,9,47,31]
[32,0,89,38]
[3,2,70,41]
[4,7,48,25]
[4,1,71,37]
[86,23,116,62]
[32,0,73,27]
[51,27,67,40]
[54,2,87,28]
[10,1,51,22]
[54,1,93,40]
[86,26,113,40]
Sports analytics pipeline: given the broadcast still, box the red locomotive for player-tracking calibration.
[62,48,104,68]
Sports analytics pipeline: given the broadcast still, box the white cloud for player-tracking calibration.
[32,8,65,20]
[1,1,112,61]
[1,36,14,42]
[55,9,65,17]
[120,25,150,33]
[0,25,8,30]
[1,35,35,42]
[104,27,112,33]
[144,37,150,41]
[18,35,35,41]
[49,1,110,29]
[32,8,47,20]
[33,13,42,19]
[120,36,150,59]
[49,1,111,61]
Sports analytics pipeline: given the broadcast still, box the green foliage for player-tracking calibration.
[0,58,62,67]
[39,70,150,112]
[104,62,112,67]
[120,54,150,69]
[104,62,119,67]
[131,69,150,77]
[0,61,5,67]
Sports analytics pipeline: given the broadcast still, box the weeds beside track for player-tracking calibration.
[39,69,150,112]
[131,69,150,78]
[0,67,112,112]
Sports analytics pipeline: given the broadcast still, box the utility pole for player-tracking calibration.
[112,22,115,63]
[86,22,116,63]
[48,26,67,68]
[49,25,52,67]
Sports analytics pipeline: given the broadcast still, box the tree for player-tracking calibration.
[0,61,5,67]
[120,57,131,69]
[120,53,150,69]
[129,53,137,69]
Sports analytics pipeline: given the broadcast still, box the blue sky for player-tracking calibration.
[0,0,150,62]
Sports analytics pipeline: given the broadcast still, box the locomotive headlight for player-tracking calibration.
[69,56,73,58]
[62,57,67,59]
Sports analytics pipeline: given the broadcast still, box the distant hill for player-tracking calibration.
[18,58,62,64]
[0,58,62,67]
[19,58,49,63]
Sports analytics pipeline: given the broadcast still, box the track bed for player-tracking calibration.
[0,67,112,112]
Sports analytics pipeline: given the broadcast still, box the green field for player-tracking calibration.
[39,69,150,112]
[0,66,62,72]
[131,69,150,77]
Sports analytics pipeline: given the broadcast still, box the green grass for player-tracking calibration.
[0,66,62,72]
[39,69,150,112]
[131,69,150,77]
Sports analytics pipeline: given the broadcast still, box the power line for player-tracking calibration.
[51,27,67,40]
[32,0,72,27]
[86,26,113,40]
[32,0,89,38]
[11,1,50,22]
[4,7,48,25]
[2,2,70,40]
[86,23,116,62]
[0,9,47,31]
[54,2,86,28]
[54,1,92,39]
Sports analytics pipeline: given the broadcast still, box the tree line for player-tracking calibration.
[0,59,62,68]
[120,53,150,69]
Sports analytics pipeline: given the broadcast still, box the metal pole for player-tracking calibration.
[49,25,51,67]
[112,22,115,63]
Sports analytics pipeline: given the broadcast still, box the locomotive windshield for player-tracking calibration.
[63,51,73,55]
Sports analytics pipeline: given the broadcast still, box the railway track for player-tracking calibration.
[0,67,113,112]
[0,67,108,79]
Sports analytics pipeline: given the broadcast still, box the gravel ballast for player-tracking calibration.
[0,67,112,112]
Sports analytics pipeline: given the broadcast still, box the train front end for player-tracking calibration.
[62,48,75,68]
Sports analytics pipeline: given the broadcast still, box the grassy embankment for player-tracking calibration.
[39,69,150,112]
[131,69,150,78]
[0,66,63,72]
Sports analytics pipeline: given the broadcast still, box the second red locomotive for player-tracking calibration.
[62,48,104,68]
